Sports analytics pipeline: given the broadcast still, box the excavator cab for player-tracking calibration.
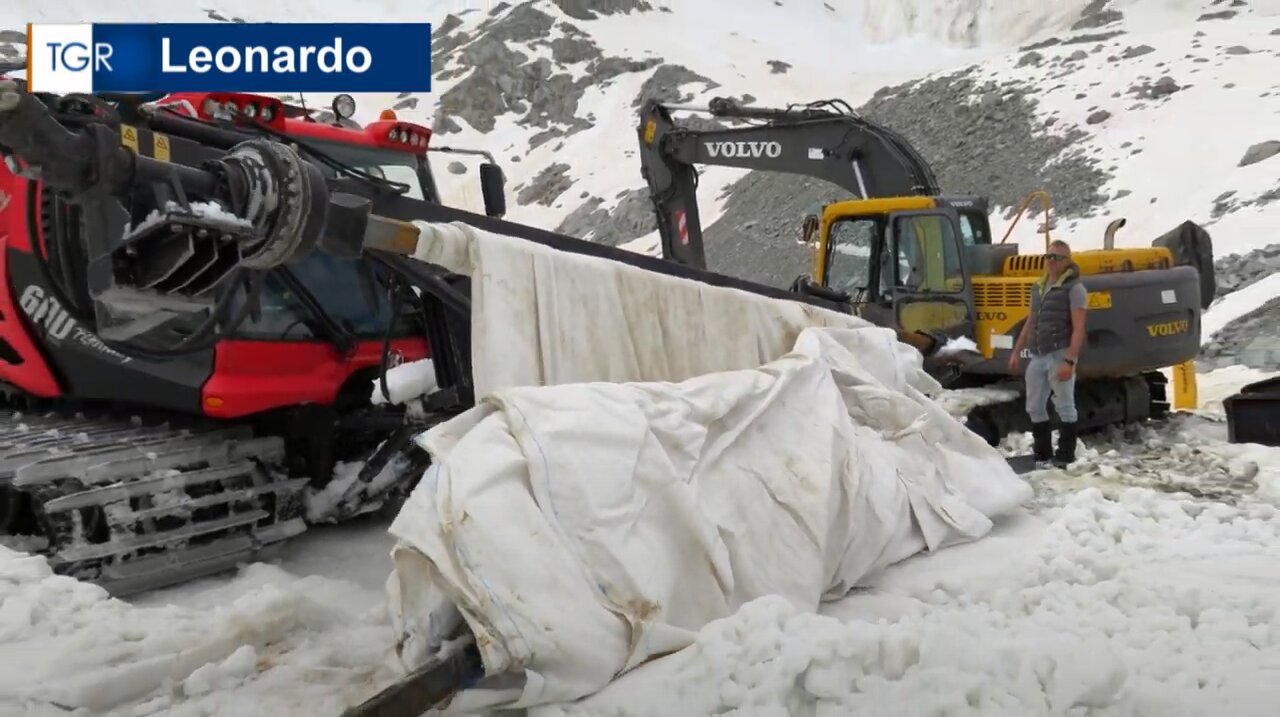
[809,198,978,359]
[886,208,975,338]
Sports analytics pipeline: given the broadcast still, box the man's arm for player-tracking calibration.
[1066,284,1087,363]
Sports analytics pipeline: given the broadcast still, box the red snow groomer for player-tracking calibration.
[0,82,507,594]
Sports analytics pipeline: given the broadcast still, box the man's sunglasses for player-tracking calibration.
[1045,253,1068,261]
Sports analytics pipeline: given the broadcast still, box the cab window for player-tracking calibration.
[825,218,877,293]
[958,212,989,245]
[225,254,421,341]
[890,214,964,293]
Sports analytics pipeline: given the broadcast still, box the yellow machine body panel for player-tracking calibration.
[997,247,1175,279]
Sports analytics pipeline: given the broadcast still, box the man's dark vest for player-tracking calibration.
[1029,262,1081,356]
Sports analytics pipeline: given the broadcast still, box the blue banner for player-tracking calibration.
[83,23,432,93]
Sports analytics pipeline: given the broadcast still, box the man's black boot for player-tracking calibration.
[1052,422,1078,467]
[1032,422,1053,462]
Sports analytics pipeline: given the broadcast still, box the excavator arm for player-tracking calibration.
[636,96,941,269]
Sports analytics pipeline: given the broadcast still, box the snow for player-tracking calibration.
[982,6,1280,257]
[127,200,254,238]
[938,334,980,356]
[0,544,401,716]
[1201,273,1280,345]
[537,487,1280,717]
[1196,365,1280,413]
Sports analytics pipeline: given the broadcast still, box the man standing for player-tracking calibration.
[1009,239,1087,467]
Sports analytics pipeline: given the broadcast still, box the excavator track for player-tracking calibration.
[0,406,309,596]
[961,371,1170,448]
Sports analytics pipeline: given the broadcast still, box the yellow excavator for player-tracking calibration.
[637,96,1216,446]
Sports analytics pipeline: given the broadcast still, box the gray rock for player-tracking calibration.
[431,112,463,135]
[432,28,472,68]
[516,162,574,207]
[549,34,602,65]
[1197,10,1237,20]
[1200,295,1280,370]
[1072,9,1124,30]
[528,127,564,150]
[436,14,464,37]
[0,44,15,57]
[1068,50,1089,61]
[1122,45,1155,59]
[555,188,658,246]
[633,64,720,107]
[447,161,468,175]
[1087,109,1112,124]
[1272,28,1280,35]
[768,60,792,74]
[1254,186,1280,207]
[482,3,555,42]
[1212,190,1239,219]
[1224,45,1251,55]
[394,97,419,111]
[1129,75,1181,99]
[1018,51,1044,67]
[0,29,26,43]
[1072,0,1123,30]
[1064,30,1126,45]
[1209,243,1280,299]
[1238,140,1280,166]
[588,56,664,83]
[1022,37,1061,51]
[555,0,654,20]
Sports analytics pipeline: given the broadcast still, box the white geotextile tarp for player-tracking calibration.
[387,222,1032,711]
[410,221,884,396]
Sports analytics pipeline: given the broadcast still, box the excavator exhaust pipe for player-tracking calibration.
[1104,217,1127,250]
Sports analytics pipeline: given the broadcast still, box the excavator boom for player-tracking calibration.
[637,96,942,269]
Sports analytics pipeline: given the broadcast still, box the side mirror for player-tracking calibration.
[479,162,506,218]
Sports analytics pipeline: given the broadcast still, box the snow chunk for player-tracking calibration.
[369,358,439,406]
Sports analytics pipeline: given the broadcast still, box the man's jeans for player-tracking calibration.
[1025,347,1078,423]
